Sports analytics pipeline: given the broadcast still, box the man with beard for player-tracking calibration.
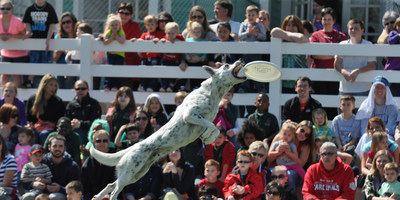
[42,134,80,199]
[43,117,82,165]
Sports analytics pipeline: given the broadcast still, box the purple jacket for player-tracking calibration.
[385,30,400,70]
[0,97,27,126]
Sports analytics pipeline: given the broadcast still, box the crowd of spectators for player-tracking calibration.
[1,0,400,200]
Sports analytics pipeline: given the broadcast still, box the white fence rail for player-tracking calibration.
[1,36,400,121]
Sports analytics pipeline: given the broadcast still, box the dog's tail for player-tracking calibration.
[90,146,129,167]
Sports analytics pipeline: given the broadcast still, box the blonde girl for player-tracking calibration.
[366,131,395,167]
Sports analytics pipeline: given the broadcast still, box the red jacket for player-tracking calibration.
[198,178,224,198]
[302,157,356,200]
[222,167,263,200]
[162,34,185,61]
[205,140,235,175]
[310,30,347,69]
[139,30,164,59]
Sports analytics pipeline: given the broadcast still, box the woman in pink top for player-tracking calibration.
[0,0,29,87]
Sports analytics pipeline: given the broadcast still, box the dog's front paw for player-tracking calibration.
[202,127,219,145]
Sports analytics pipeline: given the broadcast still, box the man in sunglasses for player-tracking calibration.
[43,117,82,165]
[270,166,296,200]
[377,10,399,44]
[303,142,356,200]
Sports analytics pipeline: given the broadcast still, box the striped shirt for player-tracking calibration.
[0,154,18,188]
[21,162,52,181]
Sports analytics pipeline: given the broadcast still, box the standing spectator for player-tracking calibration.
[54,12,77,89]
[0,82,27,126]
[210,0,241,40]
[257,10,271,38]
[271,15,308,93]
[22,0,58,88]
[311,0,341,31]
[356,76,398,137]
[377,11,399,44]
[334,18,376,96]
[310,7,346,94]
[26,74,65,145]
[182,5,217,41]
[0,103,22,154]
[42,135,80,199]
[0,135,18,200]
[66,80,102,144]
[302,142,356,200]
[386,17,400,96]
[282,76,322,123]
[0,0,29,87]
[158,11,174,33]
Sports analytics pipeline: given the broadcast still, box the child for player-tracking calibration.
[135,14,164,92]
[185,21,208,66]
[66,180,83,200]
[22,0,58,88]
[247,93,279,145]
[236,120,263,150]
[312,108,333,140]
[270,166,297,199]
[15,127,33,178]
[159,22,187,92]
[102,14,126,91]
[168,91,187,120]
[378,162,400,198]
[198,159,224,198]
[21,144,52,199]
[332,94,361,153]
[205,127,235,180]
[237,5,266,93]
[366,132,394,166]
[222,150,263,200]
[35,194,50,200]
[265,181,284,200]
[66,22,93,64]
[268,123,306,180]
[105,86,136,141]
[198,185,220,200]
[213,22,236,68]
[143,93,168,131]
[114,122,141,149]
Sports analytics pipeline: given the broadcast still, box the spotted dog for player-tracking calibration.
[90,60,246,200]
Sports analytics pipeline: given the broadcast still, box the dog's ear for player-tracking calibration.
[202,65,216,76]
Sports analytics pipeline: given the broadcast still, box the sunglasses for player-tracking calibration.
[135,117,148,121]
[299,128,310,138]
[251,152,264,157]
[266,190,280,195]
[271,174,286,180]
[159,19,170,23]
[10,114,18,118]
[95,139,109,143]
[118,11,131,16]
[237,160,251,164]
[191,15,204,19]
[321,152,335,157]
[0,7,11,11]
[384,20,395,26]
[75,87,87,91]
[62,20,72,25]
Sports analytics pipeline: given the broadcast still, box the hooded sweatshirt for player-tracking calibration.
[302,157,356,200]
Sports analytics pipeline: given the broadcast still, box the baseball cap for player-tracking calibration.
[30,144,45,154]
[373,76,389,87]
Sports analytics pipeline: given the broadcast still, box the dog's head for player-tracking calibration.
[202,60,246,86]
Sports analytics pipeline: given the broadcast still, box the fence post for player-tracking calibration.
[80,34,93,90]
[269,38,283,123]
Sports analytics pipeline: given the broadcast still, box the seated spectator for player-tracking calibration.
[114,123,141,150]
[378,162,400,198]
[198,159,224,198]
[0,135,18,199]
[248,141,269,187]
[312,108,332,140]
[314,136,353,165]
[364,150,394,199]
[236,120,264,151]
[265,181,284,200]
[0,82,27,126]
[0,103,21,153]
[302,142,356,199]
[143,93,168,132]
[123,163,162,200]
[198,185,219,200]
[356,76,398,137]
[65,180,83,200]
[377,11,399,44]
[270,166,296,199]
[355,117,387,158]
[81,119,115,161]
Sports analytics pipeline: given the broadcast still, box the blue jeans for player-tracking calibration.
[104,53,124,89]
[141,58,160,90]
[29,51,53,88]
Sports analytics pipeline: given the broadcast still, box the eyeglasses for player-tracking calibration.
[237,160,251,164]
[62,20,72,25]
[384,20,395,26]
[135,117,148,121]
[271,174,286,180]
[266,190,280,195]
[159,19,170,23]
[75,87,87,91]
[191,15,204,20]
[0,7,11,11]
[299,128,310,138]
[95,139,109,143]
[10,114,18,118]
[118,11,131,16]
[251,152,264,157]
[321,152,335,157]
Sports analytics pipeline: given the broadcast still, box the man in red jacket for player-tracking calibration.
[302,142,356,200]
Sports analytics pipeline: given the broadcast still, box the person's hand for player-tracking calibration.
[278,142,290,153]
[160,38,167,43]
[71,118,81,130]
[23,32,31,40]
[251,26,259,36]
[80,145,90,157]
[47,182,61,193]
[32,181,46,190]
[130,38,137,42]
[152,38,159,43]
[139,195,152,200]
[45,39,50,51]
[219,98,229,108]
[227,129,235,138]
[150,116,157,129]
[232,184,245,195]
[227,196,235,200]
[105,113,112,121]
[349,69,360,82]
[341,70,352,82]
[1,33,11,41]
[163,161,177,173]
[98,34,105,41]
[390,193,399,199]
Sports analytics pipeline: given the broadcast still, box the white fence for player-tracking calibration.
[1,35,400,121]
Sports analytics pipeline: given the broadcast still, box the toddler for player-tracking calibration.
[378,162,400,199]
[135,14,164,92]
[66,180,83,200]
[102,14,126,91]
[66,22,94,64]
[159,22,187,92]
[185,21,208,66]
[269,123,306,180]
[144,93,168,131]
[222,150,263,200]
[15,127,33,178]
[312,108,333,140]
[198,159,224,198]
[114,122,141,149]
[366,132,394,166]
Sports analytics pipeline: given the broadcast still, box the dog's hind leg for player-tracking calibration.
[94,181,116,200]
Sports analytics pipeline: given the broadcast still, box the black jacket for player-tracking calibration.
[282,96,322,123]
[65,93,102,132]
